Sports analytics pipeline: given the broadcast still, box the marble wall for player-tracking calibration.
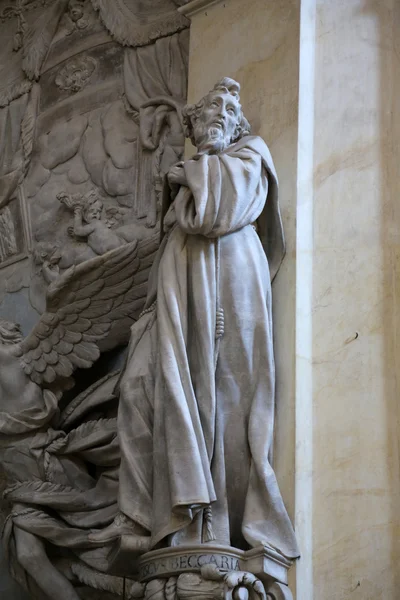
[311,1,400,598]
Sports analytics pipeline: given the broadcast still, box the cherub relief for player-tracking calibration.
[67,0,89,30]
[58,189,127,256]
[29,242,62,314]
[59,0,91,37]
[33,242,61,285]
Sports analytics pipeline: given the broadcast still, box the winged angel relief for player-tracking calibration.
[0,238,158,600]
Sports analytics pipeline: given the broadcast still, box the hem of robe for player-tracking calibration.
[151,503,207,548]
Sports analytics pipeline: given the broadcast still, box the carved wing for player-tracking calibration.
[18,236,158,390]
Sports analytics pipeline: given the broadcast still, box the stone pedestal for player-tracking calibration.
[138,545,292,586]
[109,543,294,600]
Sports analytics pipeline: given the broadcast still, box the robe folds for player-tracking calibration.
[117,135,299,559]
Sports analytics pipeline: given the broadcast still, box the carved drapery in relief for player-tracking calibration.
[124,29,189,225]
[0,0,70,301]
[0,0,68,206]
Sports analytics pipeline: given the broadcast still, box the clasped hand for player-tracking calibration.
[168,161,188,187]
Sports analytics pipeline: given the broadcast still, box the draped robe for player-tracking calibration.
[118,135,299,559]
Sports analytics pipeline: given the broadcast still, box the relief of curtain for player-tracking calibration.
[124,30,189,226]
[0,0,68,209]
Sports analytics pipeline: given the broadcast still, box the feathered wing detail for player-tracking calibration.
[18,236,158,393]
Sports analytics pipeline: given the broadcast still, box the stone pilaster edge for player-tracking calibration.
[178,0,226,18]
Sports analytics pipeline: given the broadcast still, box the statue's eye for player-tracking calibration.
[210,102,219,108]
[227,108,235,115]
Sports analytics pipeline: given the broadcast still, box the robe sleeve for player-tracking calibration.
[173,146,268,237]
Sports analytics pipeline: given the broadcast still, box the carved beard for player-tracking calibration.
[193,121,230,155]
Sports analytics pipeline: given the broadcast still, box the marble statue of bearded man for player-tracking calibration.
[90,78,299,560]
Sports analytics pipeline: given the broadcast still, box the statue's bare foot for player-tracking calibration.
[88,512,151,548]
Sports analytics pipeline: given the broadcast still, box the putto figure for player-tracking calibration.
[58,189,126,255]
[91,78,299,560]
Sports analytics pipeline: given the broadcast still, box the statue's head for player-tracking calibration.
[182,77,251,154]
[0,319,23,346]
[82,190,103,223]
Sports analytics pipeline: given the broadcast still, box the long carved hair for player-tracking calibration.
[0,319,23,345]
[182,77,251,147]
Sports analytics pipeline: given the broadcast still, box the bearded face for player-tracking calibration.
[192,91,241,154]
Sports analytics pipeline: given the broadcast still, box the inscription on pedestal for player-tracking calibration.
[134,544,293,586]
[139,547,241,582]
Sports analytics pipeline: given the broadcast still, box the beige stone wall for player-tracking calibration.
[184,0,400,598]
[311,1,400,598]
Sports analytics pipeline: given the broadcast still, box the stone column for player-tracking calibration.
[300,1,400,598]
[180,0,400,598]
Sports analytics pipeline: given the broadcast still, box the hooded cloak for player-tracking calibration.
[117,135,299,559]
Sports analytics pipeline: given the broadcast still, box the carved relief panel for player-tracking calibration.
[17,2,189,313]
[0,2,190,599]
